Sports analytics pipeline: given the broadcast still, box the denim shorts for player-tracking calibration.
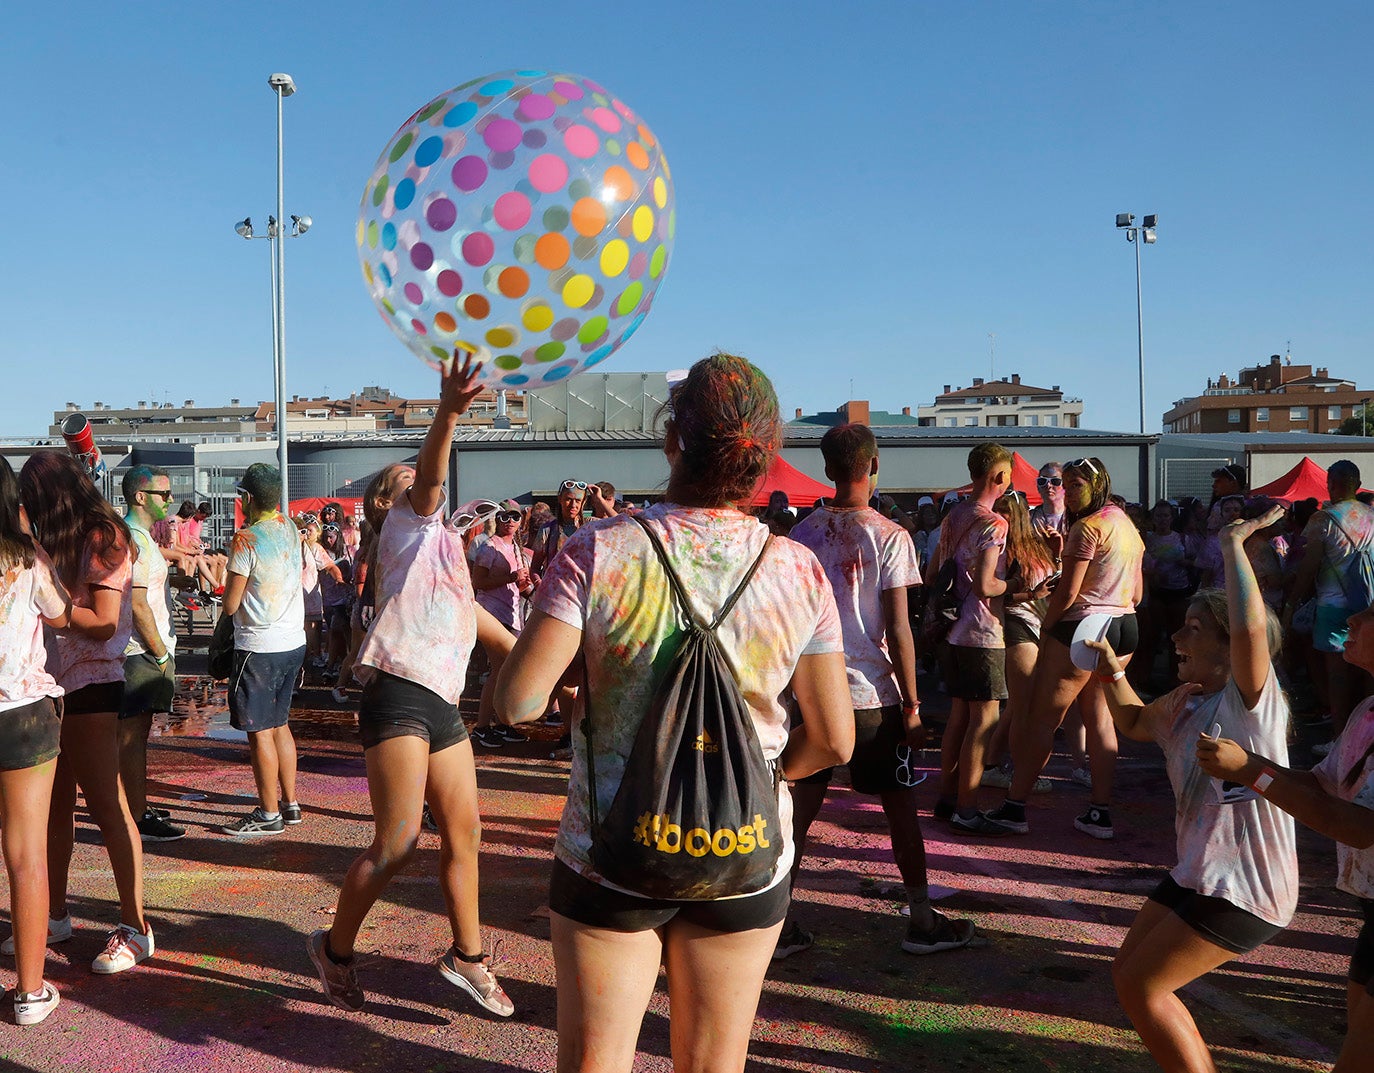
[228,647,305,733]
[0,697,62,771]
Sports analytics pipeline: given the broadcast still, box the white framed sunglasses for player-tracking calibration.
[448,499,500,533]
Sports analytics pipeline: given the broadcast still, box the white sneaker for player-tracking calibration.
[1,914,73,956]
[979,767,1013,789]
[437,945,514,1017]
[91,923,154,974]
[12,983,59,1025]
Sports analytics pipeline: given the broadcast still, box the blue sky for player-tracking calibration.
[3,2,1370,437]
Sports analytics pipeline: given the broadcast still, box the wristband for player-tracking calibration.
[1251,767,1277,795]
[1097,669,1125,683]
[154,652,170,666]
[901,701,920,716]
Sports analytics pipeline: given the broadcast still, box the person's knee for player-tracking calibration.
[370,833,420,873]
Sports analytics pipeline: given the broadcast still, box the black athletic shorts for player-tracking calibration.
[848,706,924,794]
[942,644,1008,702]
[548,858,789,933]
[1350,898,1374,995]
[63,680,125,716]
[0,697,61,771]
[1149,875,1282,955]
[358,671,469,753]
[1049,613,1139,656]
[1003,615,1039,648]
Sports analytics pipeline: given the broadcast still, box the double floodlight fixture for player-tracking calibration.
[234,214,312,240]
[1118,211,1158,243]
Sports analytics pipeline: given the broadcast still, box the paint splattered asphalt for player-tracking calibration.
[0,666,1351,1072]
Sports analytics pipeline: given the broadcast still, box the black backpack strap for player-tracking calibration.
[631,513,772,633]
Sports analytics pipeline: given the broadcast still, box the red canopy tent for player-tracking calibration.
[943,452,1044,506]
[233,495,365,529]
[1250,456,1371,504]
[750,455,833,509]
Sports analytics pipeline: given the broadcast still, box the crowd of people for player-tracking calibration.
[2,351,1374,1073]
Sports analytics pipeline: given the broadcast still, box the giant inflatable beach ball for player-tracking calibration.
[358,69,675,389]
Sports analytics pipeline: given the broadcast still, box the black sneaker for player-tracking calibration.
[281,802,303,826]
[982,801,1030,835]
[494,725,525,744]
[472,728,506,749]
[150,806,172,820]
[137,809,186,842]
[222,807,284,837]
[771,922,814,961]
[901,911,976,955]
[1074,806,1114,840]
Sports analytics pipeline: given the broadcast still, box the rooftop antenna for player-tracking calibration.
[1285,339,1292,363]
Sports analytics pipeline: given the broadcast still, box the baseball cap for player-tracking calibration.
[1211,463,1246,485]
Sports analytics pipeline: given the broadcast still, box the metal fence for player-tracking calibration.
[1159,457,1232,503]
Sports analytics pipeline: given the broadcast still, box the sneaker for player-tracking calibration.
[472,728,506,749]
[494,725,525,744]
[306,929,364,1012]
[281,802,303,826]
[221,807,284,837]
[951,811,1023,837]
[137,809,186,842]
[437,945,515,1018]
[1070,766,1093,788]
[901,911,975,955]
[12,983,59,1025]
[1030,776,1053,795]
[331,687,349,704]
[91,922,153,974]
[149,805,172,820]
[1,914,73,956]
[980,802,1030,835]
[979,766,1013,789]
[772,922,814,961]
[1074,806,1115,840]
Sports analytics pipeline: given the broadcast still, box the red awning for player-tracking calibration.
[750,455,833,509]
[943,452,1044,506]
[1250,456,1371,504]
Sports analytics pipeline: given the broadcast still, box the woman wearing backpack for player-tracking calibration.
[496,353,854,1073]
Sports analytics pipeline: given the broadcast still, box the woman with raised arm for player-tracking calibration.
[1087,504,1297,1073]
[0,458,72,1024]
[495,353,854,1073]
[306,352,516,1018]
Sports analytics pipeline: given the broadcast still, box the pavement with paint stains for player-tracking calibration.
[0,652,1354,1072]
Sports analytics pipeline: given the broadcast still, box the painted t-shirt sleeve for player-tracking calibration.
[881,528,922,590]
[1065,517,1101,562]
[800,557,845,656]
[227,531,257,578]
[32,554,67,620]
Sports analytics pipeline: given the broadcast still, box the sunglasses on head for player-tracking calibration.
[1066,458,1099,477]
[448,500,499,533]
[1036,476,1063,488]
[296,512,319,528]
[235,485,251,498]
[496,510,522,523]
[561,480,588,493]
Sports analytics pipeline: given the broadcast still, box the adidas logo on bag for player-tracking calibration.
[692,730,720,754]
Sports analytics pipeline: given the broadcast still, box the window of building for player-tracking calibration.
[943,417,957,427]
[1255,407,1269,422]
[1290,406,1308,421]
[1026,414,1039,426]
[1329,405,1343,420]
[1227,409,1240,424]
[964,417,978,426]
[1046,415,1059,427]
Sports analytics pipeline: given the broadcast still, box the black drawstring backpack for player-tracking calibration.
[583,514,782,900]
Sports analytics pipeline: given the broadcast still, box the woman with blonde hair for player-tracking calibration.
[495,352,854,1073]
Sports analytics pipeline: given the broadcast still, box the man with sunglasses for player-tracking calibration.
[118,465,185,842]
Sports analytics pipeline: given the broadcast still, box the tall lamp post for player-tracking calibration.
[1115,212,1158,435]
[233,73,307,517]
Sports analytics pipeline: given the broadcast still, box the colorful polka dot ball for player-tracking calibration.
[357,70,675,389]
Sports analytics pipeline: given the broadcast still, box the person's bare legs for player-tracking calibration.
[1,760,57,994]
[328,735,428,958]
[272,724,298,805]
[781,777,829,929]
[50,711,145,930]
[1112,899,1235,1073]
[939,700,969,805]
[1008,638,1091,801]
[118,713,154,817]
[1336,982,1374,1073]
[1064,701,1088,771]
[662,917,785,1073]
[1079,667,1127,808]
[425,737,484,955]
[551,915,665,1073]
[956,699,999,810]
[991,641,1038,774]
[247,728,282,814]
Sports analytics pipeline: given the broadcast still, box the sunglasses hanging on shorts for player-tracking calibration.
[1036,476,1063,488]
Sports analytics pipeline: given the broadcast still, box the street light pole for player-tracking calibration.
[1115,213,1158,435]
[270,73,295,518]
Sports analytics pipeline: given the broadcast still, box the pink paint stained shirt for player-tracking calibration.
[1154,672,1298,927]
[939,501,1007,649]
[0,551,67,712]
[47,538,133,692]
[1313,696,1374,899]
[535,504,845,894]
[355,493,477,705]
[789,505,921,709]
[1062,504,1144,621]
